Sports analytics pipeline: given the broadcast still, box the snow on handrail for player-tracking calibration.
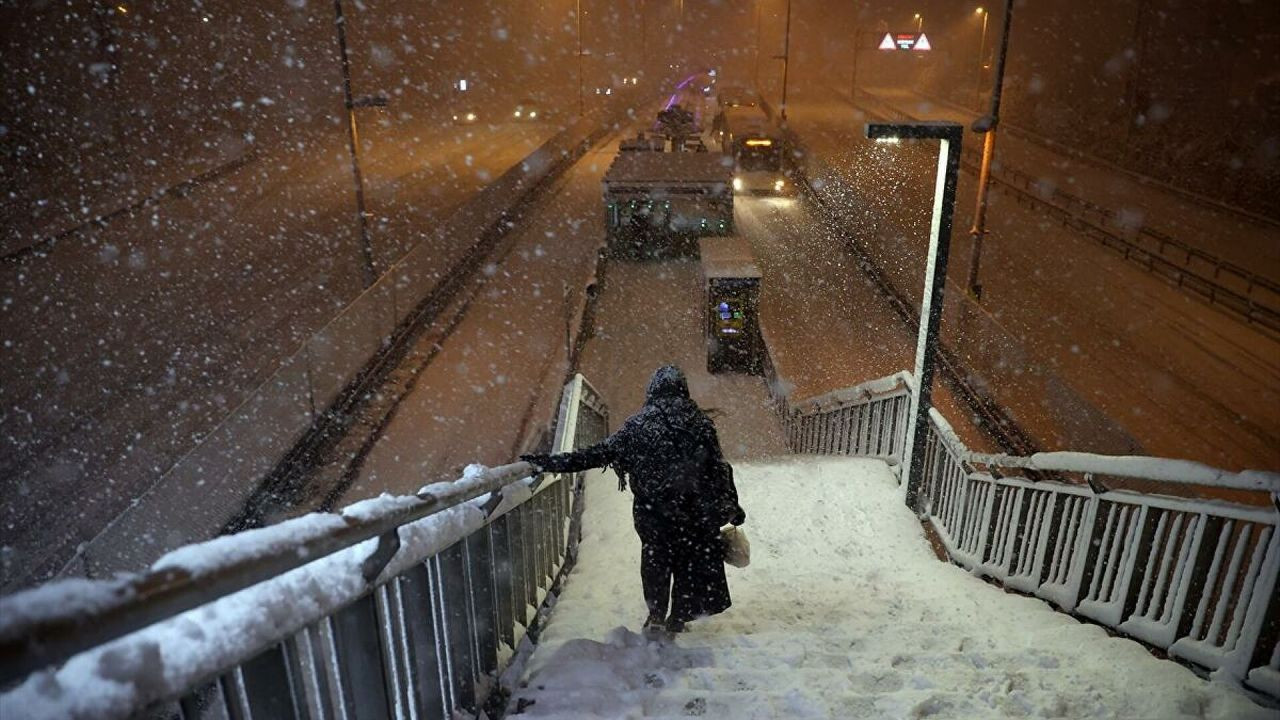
[0,461,538,688]
[791,370,914,412]
[925,407,1279,493]
[968,450,1280,492]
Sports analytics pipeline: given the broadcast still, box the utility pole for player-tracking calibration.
[779,0,792,122]
[332,0,376,288]
[576,0,584,117]
[639,0,647,74]
[965,0,1013,302]
[754,0,763,90]
[973,7,990,109]
[849,32,861,102]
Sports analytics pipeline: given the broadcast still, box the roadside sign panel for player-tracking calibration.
[879,32,932,51]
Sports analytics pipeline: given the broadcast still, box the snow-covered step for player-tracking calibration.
[510,458,1273,719]
[515,685,1116,719]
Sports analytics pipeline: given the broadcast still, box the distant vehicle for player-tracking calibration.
[512,99,543,121]
[594,85,614,96]
[716,85,759,110]
[603,150,733,257]
[452,109,479,125]
[716,105,788,195]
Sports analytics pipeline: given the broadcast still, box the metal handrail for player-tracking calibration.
[925,407,1280,493]
[0,461,537,686]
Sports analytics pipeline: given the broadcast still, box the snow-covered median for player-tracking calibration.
[511,457,1271,719]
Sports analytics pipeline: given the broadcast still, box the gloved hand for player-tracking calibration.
[520,454,550,472]
[730,506,746,526]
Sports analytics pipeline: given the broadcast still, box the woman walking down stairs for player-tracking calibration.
[507,458,1272,719]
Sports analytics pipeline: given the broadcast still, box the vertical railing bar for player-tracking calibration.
[1147,513,1183,621]
[1048,497,1073,585]
[374,584,409,720]
[389,579,419,720]
[1094,505,1126,602]
[319,616,351,720]
[427,557,455,718]
[229,667,254,720]
[1135,511,1170,618]
[1207,523,1251,645]
[290,627,328,720]
[1190,520,1233,639]
[1223,526,1271,649]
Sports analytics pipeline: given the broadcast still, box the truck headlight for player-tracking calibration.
[733,177,743,192]
[774,179,785,191]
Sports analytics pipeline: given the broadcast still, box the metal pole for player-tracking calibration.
[779,0,792,121]
[965,0,1014,302]
[332,0,376,288]
[909,135,961,510]
[974,9,989,109]
[754,0,762,90]
[866,122,963,511]
[640,0,647,72]
[849,32,859,102]
[577,0,584,117]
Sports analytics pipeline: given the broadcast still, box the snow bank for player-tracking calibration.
[511,456,1272,719]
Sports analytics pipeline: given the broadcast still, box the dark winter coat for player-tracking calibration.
[525,366,745,539]
[522,366,744,623]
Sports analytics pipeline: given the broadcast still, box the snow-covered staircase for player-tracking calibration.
[508,458,1271,719]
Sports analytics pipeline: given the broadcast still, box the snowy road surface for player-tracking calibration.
[858,86,1280,284]
[784,90,1280,471]
[1,120,556,590]
[510,458,1271,719]
[576,256,789,461]
[734,195,992,451]
[349,132,622,500]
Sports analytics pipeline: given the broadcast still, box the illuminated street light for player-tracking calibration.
[576,0,585,117]
[974,7,989,108]
[967,0,1015,301]
[913,12,923,32]
[864,120,963,511]
[778,0,793,122]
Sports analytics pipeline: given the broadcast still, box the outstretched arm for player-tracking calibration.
[522,437,615,474]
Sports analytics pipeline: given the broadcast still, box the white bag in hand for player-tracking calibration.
[721,525,750,568]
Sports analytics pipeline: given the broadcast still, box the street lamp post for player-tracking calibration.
[974,7,990,109]
[754,0,763,90]
[576,0,584,117]
[865,121,964,511]
[779,0,792,121]
[914,13,923,32]
[332,0,376,288]
[849,30,870,102]
[965,0,1014,302]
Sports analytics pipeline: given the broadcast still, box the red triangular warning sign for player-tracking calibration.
[878,33,896,50]
[914,33,931,51]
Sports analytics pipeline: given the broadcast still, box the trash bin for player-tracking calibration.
[699,236,763,374]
